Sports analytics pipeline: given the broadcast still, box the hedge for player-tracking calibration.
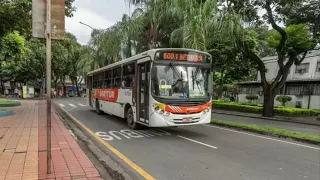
[212,100,320,116]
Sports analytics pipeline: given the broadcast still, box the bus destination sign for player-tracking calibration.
[156,50,210,62]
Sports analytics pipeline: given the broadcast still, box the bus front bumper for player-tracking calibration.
[149,109,212,127]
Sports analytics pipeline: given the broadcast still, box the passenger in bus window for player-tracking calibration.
[122,79,126,88]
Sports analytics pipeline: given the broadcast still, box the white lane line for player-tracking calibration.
[78,103,86,107]
[59,104,65,107]
[178,135,218,149]
[203,124,320,150]
[69,103,76,107]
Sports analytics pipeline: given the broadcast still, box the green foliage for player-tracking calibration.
[276,95,292,106]
[0,0,75,40]
[276,0,319,43]
[212,119,320,143]
[212,101,320,116]
[245,94,258,102]
[0,31,27,62]
[0,100,15,104]
[268,24,314,53]
[213,101,262,113]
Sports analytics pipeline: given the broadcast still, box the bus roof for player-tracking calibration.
[87,48,211,75]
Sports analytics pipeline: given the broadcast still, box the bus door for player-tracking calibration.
[136,61,150,124]
[87,75,93,107]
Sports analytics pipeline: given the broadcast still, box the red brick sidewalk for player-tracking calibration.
[0,100,102,180]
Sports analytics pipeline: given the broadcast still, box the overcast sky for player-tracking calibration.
[65,0,130,45]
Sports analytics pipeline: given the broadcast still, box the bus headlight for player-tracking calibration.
[163,111,171,116]
[203,108,210,115]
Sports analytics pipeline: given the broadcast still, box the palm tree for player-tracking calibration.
[170,0,220,51]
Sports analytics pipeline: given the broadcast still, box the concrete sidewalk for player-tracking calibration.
[0,100,102,180]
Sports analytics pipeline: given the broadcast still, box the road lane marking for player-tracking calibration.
[69,103,76,107]
[203,125,320,150]
[78,103,86,107]
[59,104,65,107]
[59,107,156,180]
[177,135,218,149]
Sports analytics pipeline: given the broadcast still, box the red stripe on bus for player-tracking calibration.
[95,89,119,102]
[165,102,211,114]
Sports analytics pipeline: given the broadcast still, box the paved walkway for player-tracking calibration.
[0,101,102,180]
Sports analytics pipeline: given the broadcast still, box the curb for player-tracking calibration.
[52,103,138,180]
[211,122,320,146]
[0,110,13,117]
[212,111,320,127]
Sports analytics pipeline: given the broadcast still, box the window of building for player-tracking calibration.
[316,61,320,72]
[295,63,309,74]
[122,63,135,88]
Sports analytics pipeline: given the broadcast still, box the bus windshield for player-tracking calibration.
[151,64,210,99]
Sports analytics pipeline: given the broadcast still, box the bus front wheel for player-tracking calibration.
[95,100,102,115]
[127,108,140,130]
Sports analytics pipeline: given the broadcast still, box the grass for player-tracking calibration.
[0,100,17,104]
[211,119,320,144]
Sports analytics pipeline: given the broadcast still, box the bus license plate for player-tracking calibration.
[183,117,192,122]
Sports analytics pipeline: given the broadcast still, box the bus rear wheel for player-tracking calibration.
[95,100,102,115]
[127,108,140,130]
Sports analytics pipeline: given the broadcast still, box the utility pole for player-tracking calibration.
[32,0,65,173]
[46,0,52,174]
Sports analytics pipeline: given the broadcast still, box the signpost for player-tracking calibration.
[32,0,65,174]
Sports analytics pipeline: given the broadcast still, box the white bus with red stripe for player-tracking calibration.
[87,48,213,129]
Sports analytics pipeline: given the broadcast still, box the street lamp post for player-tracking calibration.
[79,22,99,70]
[79,21,94,30]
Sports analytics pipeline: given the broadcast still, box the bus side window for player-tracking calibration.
[123,63,135,88]
[113,67,121,88]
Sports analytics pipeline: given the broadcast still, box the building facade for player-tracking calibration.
[238,49,320,109]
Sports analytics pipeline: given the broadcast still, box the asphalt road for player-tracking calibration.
[54,97,320,180]
[212,113,320,136]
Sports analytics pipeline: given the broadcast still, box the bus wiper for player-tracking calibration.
[192,66,202,91]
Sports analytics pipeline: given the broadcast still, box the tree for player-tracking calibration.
[65,33,83,97]
[0,0,76,40]
[170,0,218,51]
[245,94,258,103]
[235,0,315,117]
[276,95,292,107]
[0,31,28,92]
[274,0,319,43]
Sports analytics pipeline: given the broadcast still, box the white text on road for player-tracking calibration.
[96,129,171,141]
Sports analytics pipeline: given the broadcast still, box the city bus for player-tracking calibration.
[86,48,213,129]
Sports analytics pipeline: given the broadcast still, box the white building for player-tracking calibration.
[237,49,320,109]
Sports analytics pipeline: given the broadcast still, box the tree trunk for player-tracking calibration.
[76,78,82,97]
[127,38,132,57]
[63,83,66,97]
[262,86,275,117]
[53,80,58,97]
[0,81,4,94]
